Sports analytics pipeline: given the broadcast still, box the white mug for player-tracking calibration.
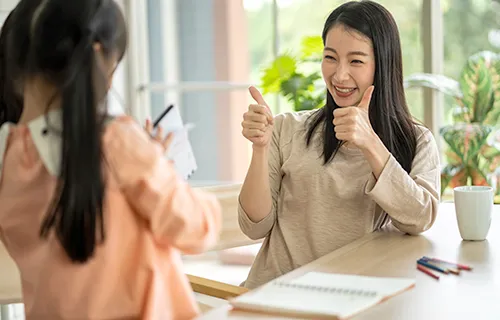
[454,186,493,241]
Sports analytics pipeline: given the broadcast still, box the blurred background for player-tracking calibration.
[1,0,499,189]
[1,1,500,318]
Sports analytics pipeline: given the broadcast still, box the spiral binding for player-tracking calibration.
[271,280,377,297]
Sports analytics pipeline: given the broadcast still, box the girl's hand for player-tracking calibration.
[145,119,174,153]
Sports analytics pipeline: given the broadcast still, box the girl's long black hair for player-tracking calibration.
[2,0,127,263]
[0,6,25,125]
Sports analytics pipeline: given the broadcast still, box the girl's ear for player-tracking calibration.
[92,42,115,92]
[93,42,102,53]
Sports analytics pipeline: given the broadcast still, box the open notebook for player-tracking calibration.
[230,272,415,319]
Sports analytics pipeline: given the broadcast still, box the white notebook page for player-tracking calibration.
[231,272,415,318]
[291,272,416,297]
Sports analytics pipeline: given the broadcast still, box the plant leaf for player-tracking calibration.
[300,36,323,60]
[280,73,317,98]
[469,165,489,186]
[459,51,497,123]
[486,129,500,154]
[444,148,461,165]
[260,54,297,94]
[441,164,467,195]
[296,99,319,111]
[487,154,500,172]
[483,55,500,125]
[404,73,463,99]
[450,104,471,123]
[279,72,323,111]
[440,123,493,165]
[481,145,500,160]
[483,84,500,125]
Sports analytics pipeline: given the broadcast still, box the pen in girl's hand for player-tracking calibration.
[153,104,174,128]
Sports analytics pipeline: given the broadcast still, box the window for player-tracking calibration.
[441,0,500,126]
[0,0,440,187]
[137,0,252,185]
[245,0,425,121]
[380,0,425,122]
[244,0,277,113]
[137,0,437,186]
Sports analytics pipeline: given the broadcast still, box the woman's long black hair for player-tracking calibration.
[305,0,417,173]
[2,0,127,263]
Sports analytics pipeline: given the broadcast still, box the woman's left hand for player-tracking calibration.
[332,86,377,150]
[145,119,174,153]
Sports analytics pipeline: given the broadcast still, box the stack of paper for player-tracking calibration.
[154,105,197,180]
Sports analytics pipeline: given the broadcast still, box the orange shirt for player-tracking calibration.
[0,111,221,320]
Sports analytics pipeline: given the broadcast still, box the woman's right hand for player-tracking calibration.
[242,86,274,148]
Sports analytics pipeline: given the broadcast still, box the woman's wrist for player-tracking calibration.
[252,144,269,155]
[362,133,391,179]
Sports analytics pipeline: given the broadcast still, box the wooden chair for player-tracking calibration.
[188,274,249,299]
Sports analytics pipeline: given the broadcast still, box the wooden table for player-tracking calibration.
[198,202,500,319]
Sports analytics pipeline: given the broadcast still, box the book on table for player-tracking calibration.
[229,272,415,319]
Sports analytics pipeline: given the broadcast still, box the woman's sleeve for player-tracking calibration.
[238,115,284,240]
[364,127,441,235]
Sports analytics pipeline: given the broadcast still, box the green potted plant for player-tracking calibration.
[405,51,500,199]
[260,35,325,111]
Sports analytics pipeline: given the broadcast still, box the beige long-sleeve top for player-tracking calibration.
[239,110,440,289]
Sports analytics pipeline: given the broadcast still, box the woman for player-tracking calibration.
[239,0,440,289]
[0,0,220,319]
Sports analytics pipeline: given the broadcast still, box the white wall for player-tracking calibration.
[0,0,17,12]
[107,0,128,115]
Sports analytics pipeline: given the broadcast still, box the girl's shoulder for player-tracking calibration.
[103,115,158,153]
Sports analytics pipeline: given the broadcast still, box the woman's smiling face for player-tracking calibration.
[321,24,375,107]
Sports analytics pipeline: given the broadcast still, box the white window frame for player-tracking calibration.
[121,0,151,122]
[128,0,278,119]
[422,0,444,152]
[160,0,181,113]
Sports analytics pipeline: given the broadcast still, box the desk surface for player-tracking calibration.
[199,202,500,319]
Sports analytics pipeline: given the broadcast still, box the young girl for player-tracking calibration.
[0,1,221,319]
[239,0,440,289]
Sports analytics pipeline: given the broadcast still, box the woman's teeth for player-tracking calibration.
[335,86,355,93]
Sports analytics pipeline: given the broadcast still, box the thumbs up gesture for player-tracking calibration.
[332,86,376,150]
[242,86,274,148]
